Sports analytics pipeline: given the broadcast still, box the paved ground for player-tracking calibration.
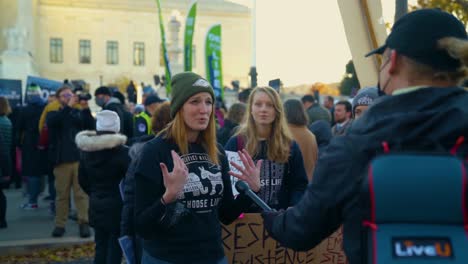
[0,187,94,263]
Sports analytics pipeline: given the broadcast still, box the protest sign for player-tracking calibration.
[226,151,245,196]
[0,79,22,107]
[222,214,347,264]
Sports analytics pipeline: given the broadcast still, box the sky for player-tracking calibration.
[228,0,418,87]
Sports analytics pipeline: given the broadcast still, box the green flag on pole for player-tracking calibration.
[205,24,223,99]
[155,0,172,96]
[184,1,197,71]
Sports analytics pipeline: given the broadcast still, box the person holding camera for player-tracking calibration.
[46,86,94,237]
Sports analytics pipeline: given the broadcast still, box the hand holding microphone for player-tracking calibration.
[235,181,273,212]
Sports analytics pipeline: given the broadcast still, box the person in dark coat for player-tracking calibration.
[0,134,11,228]
[308,120,332,154]
[126,81,137,104]
[17,85,48,209]
[262,9,468,264]
[120,134,153,264]
[216,102,246,146]
[0,97,13,228]
[47,86,94,238]
[7,105,21,189]
[94,86,132,140]
[120,101,171,263]
[77,110,130,264]
[112,91,135,141]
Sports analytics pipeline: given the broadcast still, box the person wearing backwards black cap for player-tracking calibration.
[262,9,468,264]
[133,94,164,138]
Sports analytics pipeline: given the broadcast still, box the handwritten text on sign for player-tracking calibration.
[222,214,347,264]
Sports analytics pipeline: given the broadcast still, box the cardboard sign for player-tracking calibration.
[226,151,244,196]
[222,214,347,264]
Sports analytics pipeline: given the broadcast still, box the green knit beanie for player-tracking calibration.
[170,72,215,118]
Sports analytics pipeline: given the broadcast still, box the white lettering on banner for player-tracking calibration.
[260,178,282,187]
[186,198,221,209]
[393,240,452,258]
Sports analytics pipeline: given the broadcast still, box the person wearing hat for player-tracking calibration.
[352,87,378,119]
[301,94,331,126]
[76,110,130,264]
[94,86,133,140]
[17,84,48,210]
[261,9,468,264]
[134,72,261,264]
[133,94,164,138]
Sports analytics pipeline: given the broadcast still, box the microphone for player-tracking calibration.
[235,181,273,212]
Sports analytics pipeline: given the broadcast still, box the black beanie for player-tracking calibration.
[170,72,215,118]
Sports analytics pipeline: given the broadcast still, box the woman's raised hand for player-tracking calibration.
[160,150,188,203]
[229,149,262,192]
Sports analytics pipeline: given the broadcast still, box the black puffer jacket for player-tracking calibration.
[76,131,130,232]
[265,87,468,264]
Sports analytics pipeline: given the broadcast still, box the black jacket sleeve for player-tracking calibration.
[217,147,252,225]
[120,158,138,236]
[0,134,11,180]
[265,136,366,251]
[287,141,309,205]
[46,106,81,128]
[106,104,125,134]
[78,156,91,195]
[134,142,172,238]
[81,108,95,130]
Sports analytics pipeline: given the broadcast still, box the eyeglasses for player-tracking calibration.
[60,93,73,98]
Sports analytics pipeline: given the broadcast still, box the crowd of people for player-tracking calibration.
[0,8,467,264]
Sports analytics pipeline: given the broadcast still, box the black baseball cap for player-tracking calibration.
[94,86,112,96]
[366,9,467,72]
[144,94,164,106]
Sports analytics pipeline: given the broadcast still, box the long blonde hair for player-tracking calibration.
[159,101,219,165]
[236,86,292,163]
[407,37,468,85]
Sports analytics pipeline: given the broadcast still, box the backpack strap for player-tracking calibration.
[450,136,465,155]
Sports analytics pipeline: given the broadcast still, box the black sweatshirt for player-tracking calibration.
[134,136,252,263]
[224,137,308,211]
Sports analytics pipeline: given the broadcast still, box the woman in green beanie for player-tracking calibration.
[134,72,261,264]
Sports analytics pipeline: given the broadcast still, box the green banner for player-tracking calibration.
[155,0,172,95]
[205,24,223,99]
[184,1,197,71]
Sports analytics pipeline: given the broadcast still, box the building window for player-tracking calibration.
[50,38,63,63]
[134,42,145,66]
[107,41,119,65]
[79,39,91,64]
